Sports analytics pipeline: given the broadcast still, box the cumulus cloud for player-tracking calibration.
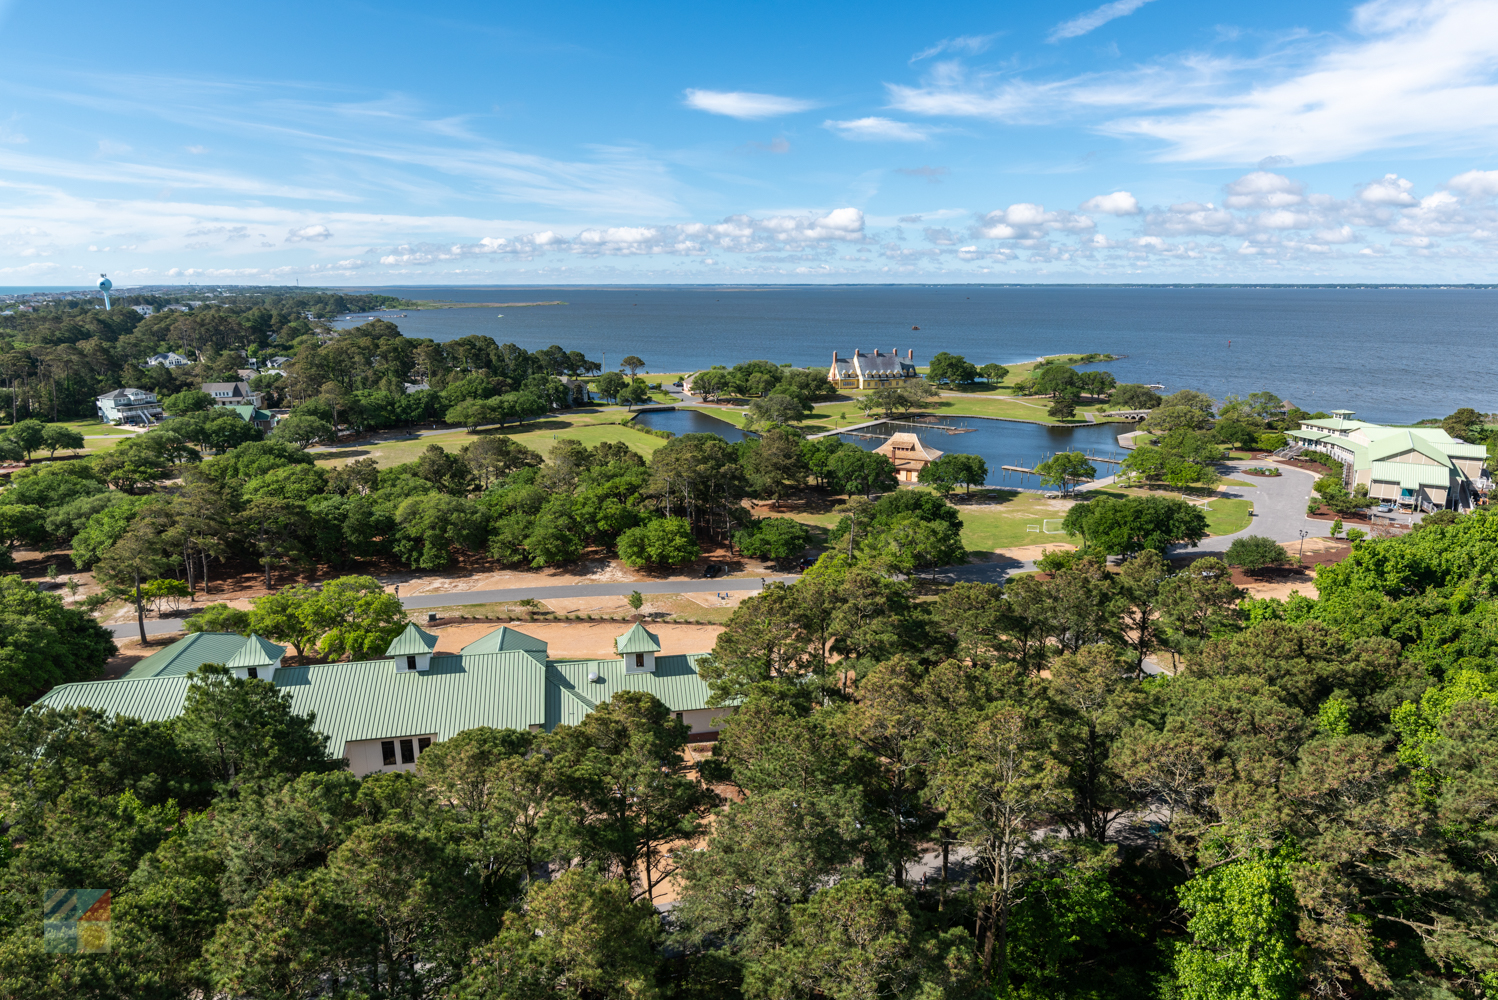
[975,203,1095,240]
[1079,191,1140,215]
[1448,169,1498,200]
[1223,172,1305,210]
[823,117,930,141]
[683,89,819,119]
[1359,173,1417,205]
[285,224,332,242]
[1048,0,1158,41]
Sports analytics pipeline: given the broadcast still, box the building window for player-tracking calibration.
[406,655,417,671]
[635,653,645,668]
[418,737,431,754]
[400,739,416,764]
[675,712,685,727]
[382,741,397,766]
[247,667,258,679]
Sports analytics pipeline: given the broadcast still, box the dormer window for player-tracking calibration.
[247,667,258,679]
[635,653,645,668]
[406,655,417,671]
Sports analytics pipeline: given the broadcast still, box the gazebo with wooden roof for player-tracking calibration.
[874,432,944,483]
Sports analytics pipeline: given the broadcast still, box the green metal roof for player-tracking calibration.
[460,626,549,657]
[38,675,193,722]
[547,654,712,724]
[385,623,438,657]
[38,650,554,749]
[222,404,273,424]
[122,632,247,679]
[35,642,717,750]
[274,652,548,746]
[1368,462,1454,490]
[225,634,285,669]
[615,623,661,654]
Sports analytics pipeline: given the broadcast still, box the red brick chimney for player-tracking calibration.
[907,349,913,359]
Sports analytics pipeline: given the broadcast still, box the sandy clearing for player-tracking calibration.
[429,621,722,659]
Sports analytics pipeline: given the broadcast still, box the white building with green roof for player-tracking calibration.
[1287,411,1490,512]
[36,623,725,777]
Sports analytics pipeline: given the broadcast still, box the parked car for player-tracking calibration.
[1377,503,1395,513]
[703,564,722,579]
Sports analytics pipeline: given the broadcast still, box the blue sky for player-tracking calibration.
[2,0,1497,286]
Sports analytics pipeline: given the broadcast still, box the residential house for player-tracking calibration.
[873,431,944,483]
[201,381,263,409]
[827,349,922,391]
[1287,410,1491,512]
[95,388,163,426]
[218,404,276,431]
[144,352,190,368]
[132,305,155,317]
[34,622,726,777]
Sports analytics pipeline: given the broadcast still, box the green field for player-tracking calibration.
[312,411,667,469]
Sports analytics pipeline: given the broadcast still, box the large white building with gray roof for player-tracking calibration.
[1287,411,1491,512]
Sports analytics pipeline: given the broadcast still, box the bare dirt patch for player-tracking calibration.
[428,621,721,659]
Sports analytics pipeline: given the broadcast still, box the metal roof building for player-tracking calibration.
[36,623,724,775]
[1287,412,1490,512]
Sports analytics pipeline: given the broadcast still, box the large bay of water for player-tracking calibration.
[340,285,1496,424]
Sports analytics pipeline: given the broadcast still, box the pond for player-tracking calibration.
[632,408,1132,486]
[630,407,757,444]
[835,416,1129,488]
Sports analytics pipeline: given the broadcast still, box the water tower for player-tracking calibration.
[97,274,112,310]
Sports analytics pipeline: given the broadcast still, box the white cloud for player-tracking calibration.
[1048,0,1158,42]
[912,34,1001,62]
[285,224,333,242]
[1359,173,1417,205]
[975,203,1095,239]
[823,117,930,142]
[1448,169,1498,200]
[682,89,819,119]
[96,139,131,155]
[186,145,208,154]
[1223,172,1305,210]
[1107,0,1498,163]
[1079,191,1140,215]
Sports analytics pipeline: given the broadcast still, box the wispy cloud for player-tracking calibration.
[1048,0,1158,41]
[682,89,819,119]
[824,117,931,142]
[896,166,950,183]
[911,34,1002,62]
[890,0,1498,166]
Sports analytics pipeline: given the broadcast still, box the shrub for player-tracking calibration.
[1225,535,1292,574]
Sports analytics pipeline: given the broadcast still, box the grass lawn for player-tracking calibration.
[313,410,667,469]
[950,491,1080,550]
[1202,498,1254,536]
[1089,485,1255,538]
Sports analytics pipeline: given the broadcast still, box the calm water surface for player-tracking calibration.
[336,286,1498,423]
[630,408,1129,487]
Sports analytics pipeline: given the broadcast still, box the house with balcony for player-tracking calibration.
[1287,410,1491,512]
[34,622,725,777]
[827,349,922,391]
[95,388,163,426]
[201,381,263,409]
[144,351,189,368]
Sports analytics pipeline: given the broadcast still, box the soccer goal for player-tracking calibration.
[1042,519,1067,534]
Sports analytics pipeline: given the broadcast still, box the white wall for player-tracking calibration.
[677,707,730,737]
[344,734,438,777]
